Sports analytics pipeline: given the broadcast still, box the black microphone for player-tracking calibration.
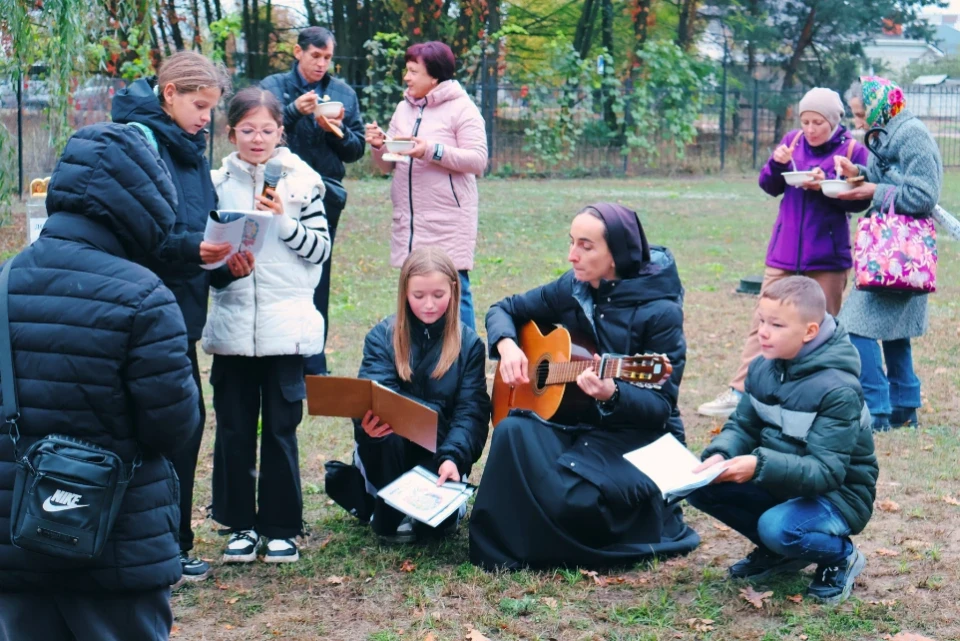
[262,158,283,200]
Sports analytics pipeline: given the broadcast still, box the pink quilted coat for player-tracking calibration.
[372,80,488,271]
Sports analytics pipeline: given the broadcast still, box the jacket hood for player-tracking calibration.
[405,80,469,108]
[44,122,177,258]
[576,244,683,307]
[111,77,209,166]
[785,321,861,380]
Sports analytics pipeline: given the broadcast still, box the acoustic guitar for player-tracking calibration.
[491,321,672,426]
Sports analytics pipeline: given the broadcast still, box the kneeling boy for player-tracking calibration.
[689,276,878,604]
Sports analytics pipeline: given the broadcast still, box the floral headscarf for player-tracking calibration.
[861,76,905,128]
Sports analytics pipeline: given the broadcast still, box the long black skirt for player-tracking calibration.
[469,412,700,569]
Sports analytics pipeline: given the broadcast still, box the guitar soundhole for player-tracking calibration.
[532,357,550,395]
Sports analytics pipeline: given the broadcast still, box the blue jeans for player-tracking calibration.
[459,270,475,330]
[848,334,921,417]
[688,482,853,566]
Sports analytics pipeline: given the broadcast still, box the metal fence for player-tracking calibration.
[7,81,960,194]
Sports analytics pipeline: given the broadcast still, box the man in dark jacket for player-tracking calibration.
[689,276,878,605]
[469,203,699,570]
[261,26,366,376]
[0,123,199,639]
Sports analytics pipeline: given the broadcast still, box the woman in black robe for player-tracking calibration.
[469,203,700,569]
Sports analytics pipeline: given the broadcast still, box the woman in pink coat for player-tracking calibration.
[366,41,488,329]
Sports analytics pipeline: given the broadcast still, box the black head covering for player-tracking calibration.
[585,203,651,279]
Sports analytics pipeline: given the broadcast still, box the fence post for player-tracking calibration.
[480,51,496,175]
[752,78,759,169]
[719,29,728,171]
[17,73,24,199]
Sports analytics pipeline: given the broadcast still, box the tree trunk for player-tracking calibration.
[250,0,261,78]
[165,0,185,50]
[600,0,617,130]
[156,3,172,56]
[630,0,652,77]
[774,6,816,141]
[676,0,699,52]
[573,0,598,60]
[191,0,201,49]
[304,0,317,26]
[241,0,251,75]
[213,0,222,21]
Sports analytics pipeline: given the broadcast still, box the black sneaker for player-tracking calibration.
[179,552,212,581]
[871,414,891,432]
[807,548,866,605]
[729,547,810,580]
[223,529,260,563]
[890,407,919,428]
[263,538,299,563]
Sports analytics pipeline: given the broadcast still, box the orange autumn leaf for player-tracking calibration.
[877,499,901,513]
[400,559,417,572]
[326,575,345,585]
[740,586,773,609]
[786,594,803,603]
[943,496,960,506]
[876,548,901,557]
[887,634,937,641]
[465,629,491,641]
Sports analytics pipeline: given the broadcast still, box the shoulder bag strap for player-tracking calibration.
[128,122,159,153]
[845,138,856,160]
[0,259,21,450]
[790,131,803,149]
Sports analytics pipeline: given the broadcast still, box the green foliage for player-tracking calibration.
[361,32,410,127]
[896,54,960,86]
[209,13,243,64]
[625,40,714,161]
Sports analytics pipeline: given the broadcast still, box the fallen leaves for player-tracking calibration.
[170,625,181,638]
[325,575,345,585]
[739,586,773,609]
[883,633,937,641]
[580,569,607,586]
[318,534,334,549]
[786,594,803,603]
[465,629,491,641]
[711,522,731,532]
[224,624,235,630]
[541,596,558,609]
[877,499,901,513]
[423,633,437,641]
[943,496,960,506]
[400,559,417,572]
[709,425,722,435]
[876,548,901,557]
[686,618,715,632]
[225,597,239,605]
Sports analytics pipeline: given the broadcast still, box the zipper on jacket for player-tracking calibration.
[407,105,425,253]
[796,190,806,273]
[448,174,461,208]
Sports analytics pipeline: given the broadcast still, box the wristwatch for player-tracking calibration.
[432,143,444,162]
[598,381,620,412]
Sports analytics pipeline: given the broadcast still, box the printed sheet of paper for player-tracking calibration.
[201,209,276,270]
[378,466,474,528]
[623,433,725,502]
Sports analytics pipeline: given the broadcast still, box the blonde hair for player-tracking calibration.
[762,276,826,322]
[157,51,231,103]
[394,248,462,382]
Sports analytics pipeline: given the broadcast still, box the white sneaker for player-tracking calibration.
[223,530,259,563]
[697,389,742,418]
[263,538,299,563]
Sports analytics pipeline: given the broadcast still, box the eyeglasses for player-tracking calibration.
[232,127,280,139]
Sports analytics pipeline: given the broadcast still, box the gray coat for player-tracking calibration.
[838,110,942,340]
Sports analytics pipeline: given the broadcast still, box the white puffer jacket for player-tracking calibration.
[203,148,331,357]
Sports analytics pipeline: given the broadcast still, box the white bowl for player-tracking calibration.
[820,180,854,198]
[384,139,416,153]
[315,100,343,118]
[782,170,816,186]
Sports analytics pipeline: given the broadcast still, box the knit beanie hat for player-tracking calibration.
[798,87,845,128]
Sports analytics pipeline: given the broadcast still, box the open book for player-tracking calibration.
[200,209,276,270]
[378,466,474,528]
[305,376,439,452]
[623,433,725,503]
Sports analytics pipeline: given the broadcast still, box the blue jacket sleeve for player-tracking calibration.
[123,283,200,456]
[325,89,366,163]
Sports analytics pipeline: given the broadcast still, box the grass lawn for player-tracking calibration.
[3,173,960,640]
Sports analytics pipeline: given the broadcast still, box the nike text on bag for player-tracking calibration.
[1,260,138,560]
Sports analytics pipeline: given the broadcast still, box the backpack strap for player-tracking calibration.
[0,259,21,449]
[790,131,803,149]
[128,122,159,153]
[845,138,856,160]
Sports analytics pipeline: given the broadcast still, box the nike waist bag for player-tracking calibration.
[10,434,132,560]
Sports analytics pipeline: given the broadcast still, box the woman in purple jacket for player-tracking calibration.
[698,88,871,418]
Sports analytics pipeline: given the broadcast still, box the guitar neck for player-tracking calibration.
[544,358,622,385]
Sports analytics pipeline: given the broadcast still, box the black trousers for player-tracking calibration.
[211,354,305,539]
[0,589,172,641]
[169,342,205,553]
[304,196,344,375]
[355,433,456,538]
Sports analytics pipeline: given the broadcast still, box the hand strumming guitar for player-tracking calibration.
[497,338,529,385]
